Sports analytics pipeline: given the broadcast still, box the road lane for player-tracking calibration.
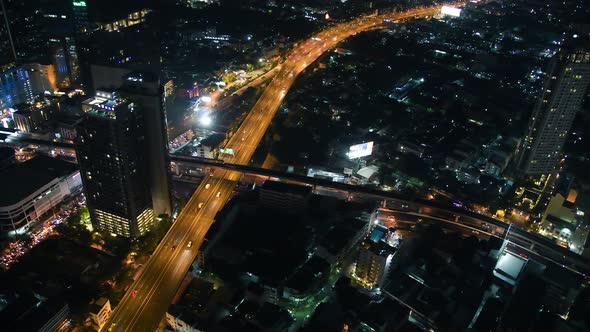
[102,4,460,331]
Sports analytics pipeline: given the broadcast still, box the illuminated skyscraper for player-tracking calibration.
[72,0,89,33]
[76,90,154,237]
[0,0,33,108]
[516,45,590,175]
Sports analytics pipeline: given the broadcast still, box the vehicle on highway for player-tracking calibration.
[205,183,210,189]
[216,191,221,198]
[198,202,204,209]
[172,245,177,250]
[131,290,138,297]
[187,241,193,248]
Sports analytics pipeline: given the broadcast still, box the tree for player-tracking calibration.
[222,72,236,84]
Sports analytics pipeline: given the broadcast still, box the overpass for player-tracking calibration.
[99,2,524,331]
[171,154,590,278]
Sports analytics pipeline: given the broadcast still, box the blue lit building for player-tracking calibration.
[0,0,33,109]
[0,66,34,109]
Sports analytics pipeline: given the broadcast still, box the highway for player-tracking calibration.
[102,3,464,331]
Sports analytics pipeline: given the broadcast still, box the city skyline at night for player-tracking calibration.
[0,1,589,332]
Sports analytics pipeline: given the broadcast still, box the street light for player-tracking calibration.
[200,115,212,126]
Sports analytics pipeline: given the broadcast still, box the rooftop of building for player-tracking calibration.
[261,180,312,197]
[0,156,78,206]
[361,238,397,258]
[89,297,109,314]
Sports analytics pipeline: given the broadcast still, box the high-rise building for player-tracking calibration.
[72,0,89,33]
[22,62,57,95]
[76,90,154,237]
[354,239,396,290]
[0,67,34,109]
[0,0,34,109]
[120,72,172,217]
[516,44,590,175]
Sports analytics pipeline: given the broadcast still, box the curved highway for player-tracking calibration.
[102,3,466,331]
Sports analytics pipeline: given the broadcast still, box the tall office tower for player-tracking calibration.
[76,90,154,238]
[49,37,80,87]
[120,72,172,217]
[42,0,82,88]
[0,67,34,109]
[72,0,89,33]
[516,45,590,175]
[0,0,34,109]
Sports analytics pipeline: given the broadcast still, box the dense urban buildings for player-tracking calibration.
[0,0,590,332]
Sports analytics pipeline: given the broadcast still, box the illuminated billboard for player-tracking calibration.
[441,6,462,17]
[347,141,374,159]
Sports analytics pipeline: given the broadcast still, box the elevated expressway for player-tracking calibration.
[102,3,482,331]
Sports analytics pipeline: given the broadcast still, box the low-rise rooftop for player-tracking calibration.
[0,156,78,206]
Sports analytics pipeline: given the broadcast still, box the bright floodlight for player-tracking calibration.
[347,141,374,159]
[200,96,212,103]
[441,6,461,17]
[200,115,212,126]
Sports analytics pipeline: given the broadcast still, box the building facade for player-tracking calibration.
[259,180,312,213]
[76,90,154,237]
[0,66,34,109]
[354,239,396,290]
[517,47,590,175]
[11,102,58,133]
[89,297,112,330]
[120,72,172,217]
[0,156,81,237]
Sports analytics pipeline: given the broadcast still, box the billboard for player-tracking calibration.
[441,6,462,17]
[347,141,374,159]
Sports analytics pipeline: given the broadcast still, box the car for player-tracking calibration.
[131,290,138,297]
[187,241,193,248]
[198,203,204,209]
[205,183,210,189]
[172,245,177,250]
[216,192,221,198]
